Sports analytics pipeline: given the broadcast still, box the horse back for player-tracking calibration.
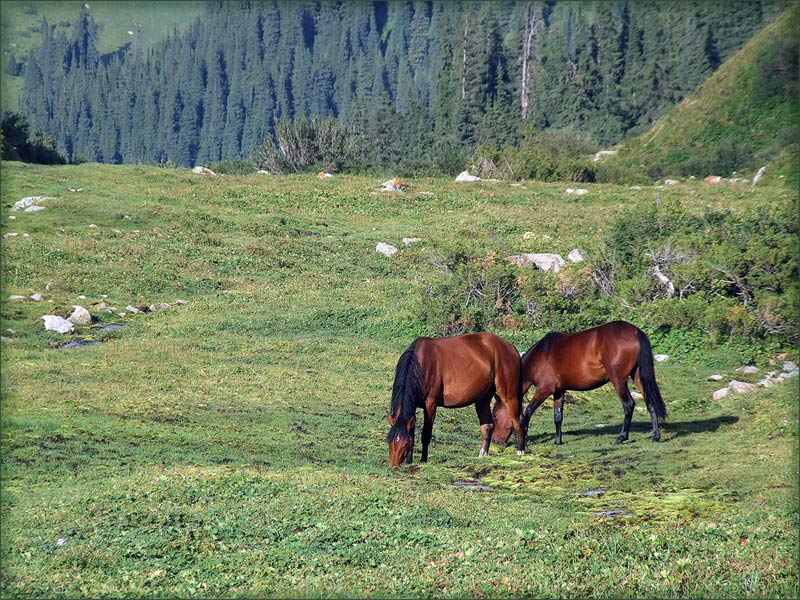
[416,332,519,408]
[535,321,641,390]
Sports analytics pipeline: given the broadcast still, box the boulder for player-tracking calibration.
[782,361,797,372]
[729,380,758,394]
[712,387,730,401]
[12,196,52,211]
[506,253,565,273]
[24,205,47,213]
[735,365,759,374]
[376,242,398,257]
[455,171,480,182]
[67,306,92,325]
[191,166,217,175]
[41,315,74,334]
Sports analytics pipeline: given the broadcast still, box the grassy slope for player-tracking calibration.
[0,163,798,597]
[605,5,799,184]
[0,1,206,112]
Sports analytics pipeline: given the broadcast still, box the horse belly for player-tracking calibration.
[561,363,608,391]
[441,379,493,408]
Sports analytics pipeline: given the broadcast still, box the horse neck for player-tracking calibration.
[520,346,539,386]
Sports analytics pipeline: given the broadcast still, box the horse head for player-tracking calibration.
[386,413,416,466]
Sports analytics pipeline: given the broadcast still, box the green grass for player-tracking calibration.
[1,162,798,598]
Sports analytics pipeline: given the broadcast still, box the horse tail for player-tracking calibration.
[636,329,667,420]
[387,340,427,440]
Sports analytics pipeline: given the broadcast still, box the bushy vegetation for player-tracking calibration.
[417,197,798,358]
[0,112,66,165]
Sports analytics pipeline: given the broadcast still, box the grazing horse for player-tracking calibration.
[492,321,666,446]
[386,332,526,467]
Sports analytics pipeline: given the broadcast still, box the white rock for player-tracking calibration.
[654,354,669,362]
[174,299,188,305]
[257,170,270,174]
[12,196,51,211]
[736,365,759,374]
[664,179,680,185]
[30,293,44,301]
[67,305,92,325]
[729,380,758,394]
[3,233,19,239]
[565,188,589,195]
[376,242,398,257]
[707,374,724,381]
[593,150,617,162]
[9,295,26,301]
[402,237,422,245]
[780,369,799,379]
[758,378,775,388]
[782,361,797,372]
[712,387,730,400]
[125,305,142,314]
[41,315,74,334]
[455,171,480,182]
[631,391,643,400]
[24,205,47,213]
[89,224,98,228]
[567,249,587,263]
[506,253,565,273]
[752,166,767,185]
[629,186,642,190]
[149,302,171,311]
[1,336,14,344]
[192,166,217,175]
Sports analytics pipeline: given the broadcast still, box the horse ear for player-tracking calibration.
[386,413,395,426]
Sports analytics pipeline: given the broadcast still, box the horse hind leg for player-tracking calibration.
[553,392,565,445]
[475,399,494,458]
[634,370,660,442]
[610,369,635,444]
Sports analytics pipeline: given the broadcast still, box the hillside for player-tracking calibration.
[0,0,206,111]
[602,5,799,184]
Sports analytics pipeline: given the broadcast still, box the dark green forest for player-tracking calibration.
[15,0,791,169]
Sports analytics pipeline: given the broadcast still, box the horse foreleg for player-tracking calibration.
[610,371,634,444]
[521,388,551,438]
[420,404,436,463]
[553,393,565,445]
[634,371,660,442]
[475,400,494,458]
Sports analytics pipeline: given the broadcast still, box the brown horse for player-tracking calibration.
[492,321,666,446]
[386,332,526,466]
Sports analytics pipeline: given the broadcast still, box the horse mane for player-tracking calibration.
[522,331,562,361]
[386,340,427,441]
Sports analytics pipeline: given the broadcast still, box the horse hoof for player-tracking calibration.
[516,450,525,456]
[652,434,661,442]
[615,436,626,445]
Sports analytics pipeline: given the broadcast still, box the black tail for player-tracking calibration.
[386,340,427,441]
[636,329,667,420]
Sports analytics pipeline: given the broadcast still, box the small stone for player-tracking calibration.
[30,293,44,301]
[67,305,92,325]
[9,295,26,301]
[376,242,398,257]
[736,365,759,374]
[712,388,729,400]
[1,336,14,344]
[567,249,587,263]
[729,380,758,394]
[707,374,724,381]
[654,354,668,362]
[402,237,422,246]
[24,205,47,213]
[41,315,74,334]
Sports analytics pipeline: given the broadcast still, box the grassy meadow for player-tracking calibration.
[1,162,798,597]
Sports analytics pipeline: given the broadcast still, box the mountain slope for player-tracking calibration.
[604,5,798,184]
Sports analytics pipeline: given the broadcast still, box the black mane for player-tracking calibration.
[386,340,427,441]
[522,331,563,361]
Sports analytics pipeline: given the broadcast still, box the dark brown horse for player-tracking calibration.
[492,321,666,446]
[386,332,526,466]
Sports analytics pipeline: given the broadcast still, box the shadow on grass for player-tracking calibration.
[525,415,740,445]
